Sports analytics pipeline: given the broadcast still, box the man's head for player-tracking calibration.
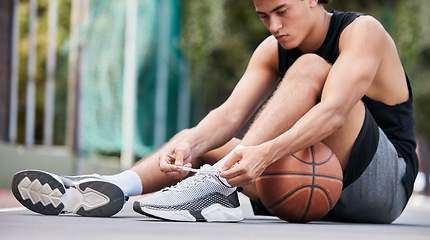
[253,0,328,50]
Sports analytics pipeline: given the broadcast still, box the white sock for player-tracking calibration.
[213,145,244,187]
[103,170,142,197]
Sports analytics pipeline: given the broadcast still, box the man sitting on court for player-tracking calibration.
[12,0,418,223]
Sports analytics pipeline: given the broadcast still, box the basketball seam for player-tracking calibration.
[266,185,334,210]
[314,186,333,209]
[259,173,343,182]
[267,185,310,209]
[291,152,334,166]
[299,147,317,222]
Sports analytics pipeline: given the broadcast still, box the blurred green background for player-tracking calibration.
[10,0,430,143]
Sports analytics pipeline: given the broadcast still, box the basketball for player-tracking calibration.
[255,142,343,223]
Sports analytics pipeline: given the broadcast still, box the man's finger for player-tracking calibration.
[160,154,179,173]
[219,166,239,179]
[221,150,241,171]
[174,149,185,166]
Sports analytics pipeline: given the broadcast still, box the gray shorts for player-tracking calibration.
[324,128,407,223]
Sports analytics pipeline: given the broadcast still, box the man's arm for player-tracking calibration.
[278,17,387,149]
[220,17,390,186]
[159,36,280,172]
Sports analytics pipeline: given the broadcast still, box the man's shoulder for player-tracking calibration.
[259,35,278,50]
[253,35,279,63]
[342,12,384,33]
[331,10,381,33]
[246,35,280,77]
[340,14,387,44]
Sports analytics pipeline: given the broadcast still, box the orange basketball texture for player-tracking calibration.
[256,142,343,223]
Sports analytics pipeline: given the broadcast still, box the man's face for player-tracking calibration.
[253,0,315,50]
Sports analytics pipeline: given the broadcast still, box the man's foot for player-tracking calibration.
[133,164,244,222]
[11,170,126,217]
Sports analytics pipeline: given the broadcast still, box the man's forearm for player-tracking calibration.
[183,107,246,158]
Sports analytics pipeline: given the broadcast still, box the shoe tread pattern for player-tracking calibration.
[75,181,125,217]
[11,170,65,215]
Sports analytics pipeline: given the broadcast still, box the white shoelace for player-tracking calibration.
[176,166,219,175]
[163,165,219,194]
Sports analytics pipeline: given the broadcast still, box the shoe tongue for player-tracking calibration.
[196,164,219,176]
[200,164,215,171]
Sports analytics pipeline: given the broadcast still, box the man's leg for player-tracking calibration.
[242,54,364,168]
[224,54,365,199]
[11,127,238,217]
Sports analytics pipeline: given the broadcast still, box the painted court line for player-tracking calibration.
[0,206,27,213]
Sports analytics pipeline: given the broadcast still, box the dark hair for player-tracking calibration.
[318,0,331,4]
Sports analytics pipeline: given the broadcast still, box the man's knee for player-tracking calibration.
[288,54,331,80]
[281,54,331,95]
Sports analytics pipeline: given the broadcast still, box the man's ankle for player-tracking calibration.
[103,170,142,196]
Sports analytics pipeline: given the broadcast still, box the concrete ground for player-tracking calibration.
[1,190,429,240]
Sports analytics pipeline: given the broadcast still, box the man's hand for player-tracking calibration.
[219,143,276,187]
[158,142,194,179]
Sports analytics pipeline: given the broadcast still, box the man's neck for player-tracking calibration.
[298,7,332,53]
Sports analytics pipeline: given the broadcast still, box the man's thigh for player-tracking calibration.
[322,100,366,171]
[325,128,407,223]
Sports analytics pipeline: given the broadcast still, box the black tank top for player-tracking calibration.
[278,11,418,199]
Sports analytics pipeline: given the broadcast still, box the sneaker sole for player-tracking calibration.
[133,201,244,222]
[12,170,125,217]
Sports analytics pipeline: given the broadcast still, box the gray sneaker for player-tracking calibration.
[11,170,126,217]
[133,164,244,222]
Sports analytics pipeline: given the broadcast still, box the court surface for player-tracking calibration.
[1,193,429,240]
